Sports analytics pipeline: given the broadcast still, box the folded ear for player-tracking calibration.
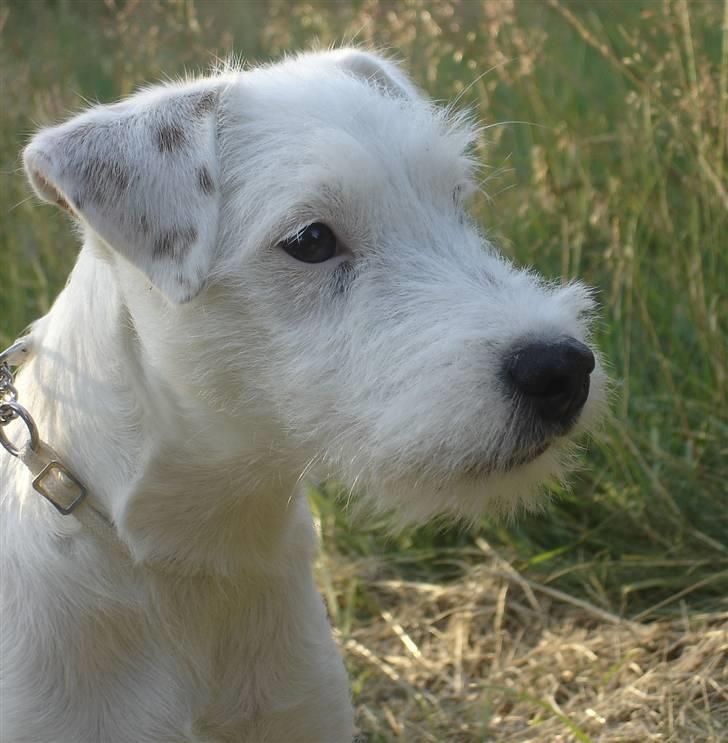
[317,48,420,100]
[23,83,221,303]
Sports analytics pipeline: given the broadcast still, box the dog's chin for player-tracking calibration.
[346,441,565,529]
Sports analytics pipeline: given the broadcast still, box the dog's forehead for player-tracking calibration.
[223,65,476,196]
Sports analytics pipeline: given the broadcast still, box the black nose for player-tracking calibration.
[506,337,595,426]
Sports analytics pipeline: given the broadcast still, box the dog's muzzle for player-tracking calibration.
[505,336,595,431]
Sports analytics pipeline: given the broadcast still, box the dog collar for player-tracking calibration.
[1,337,118,541]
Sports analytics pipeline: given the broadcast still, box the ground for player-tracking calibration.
[319,537,727,741]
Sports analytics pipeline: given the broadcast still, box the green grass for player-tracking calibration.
[1,0,726,619]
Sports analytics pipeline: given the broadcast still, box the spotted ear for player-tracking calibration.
[23,83,221,303]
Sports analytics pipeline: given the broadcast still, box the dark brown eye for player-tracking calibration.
[280,223,338,263]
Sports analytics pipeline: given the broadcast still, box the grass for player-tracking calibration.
[1,1,726,740]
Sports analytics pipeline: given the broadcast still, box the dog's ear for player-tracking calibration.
[322,49,420,100]
[23,84,221,303]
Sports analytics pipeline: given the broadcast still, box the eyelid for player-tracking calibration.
[277,213,337,244]
[280,223,312,244]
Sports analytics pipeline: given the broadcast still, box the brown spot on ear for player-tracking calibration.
[194,91,217,115]
[197,166,215,195]
[107,161,129,190]
[79,159,129,204]
[156,124,186,153]
[153,226,198,262]
[153,232,174,260]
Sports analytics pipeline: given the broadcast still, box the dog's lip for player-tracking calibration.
[524,440,550,461]
[502,440,551,470]
[462,441,551,478]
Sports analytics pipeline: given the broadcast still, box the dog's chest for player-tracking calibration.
[3,554,348,742]
[147,585,353,741]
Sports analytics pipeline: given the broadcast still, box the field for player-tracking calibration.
[1,1,726,740]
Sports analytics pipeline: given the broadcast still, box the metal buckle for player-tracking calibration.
[32,460,87,515]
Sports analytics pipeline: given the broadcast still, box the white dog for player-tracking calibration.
[0,49,605,742]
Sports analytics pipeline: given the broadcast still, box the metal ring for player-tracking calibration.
[0,403,40,457]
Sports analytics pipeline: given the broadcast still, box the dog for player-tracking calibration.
[0,49,606,742]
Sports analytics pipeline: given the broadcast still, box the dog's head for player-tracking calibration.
[24,49,606,526]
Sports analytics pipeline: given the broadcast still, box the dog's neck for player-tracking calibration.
[10,242,315,577]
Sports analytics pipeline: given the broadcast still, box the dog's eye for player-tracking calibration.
[280,223,338,264]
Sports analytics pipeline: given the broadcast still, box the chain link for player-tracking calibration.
[1,361,20,424]
[0,357,39,456]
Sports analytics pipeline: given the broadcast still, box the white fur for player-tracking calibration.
[1,49,606,742]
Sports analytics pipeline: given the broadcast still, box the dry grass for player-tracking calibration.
[319,541,727,742]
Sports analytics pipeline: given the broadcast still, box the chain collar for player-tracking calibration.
[1,337,89,515]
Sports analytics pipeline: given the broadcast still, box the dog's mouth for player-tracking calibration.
[462,440,551,479]
[505,440,551,468]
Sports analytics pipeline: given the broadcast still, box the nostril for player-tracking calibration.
[505,337,595,426]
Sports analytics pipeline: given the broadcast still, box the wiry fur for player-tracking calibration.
[1,49,606,742]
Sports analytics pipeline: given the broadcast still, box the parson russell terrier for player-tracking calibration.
[0,49,606,741]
